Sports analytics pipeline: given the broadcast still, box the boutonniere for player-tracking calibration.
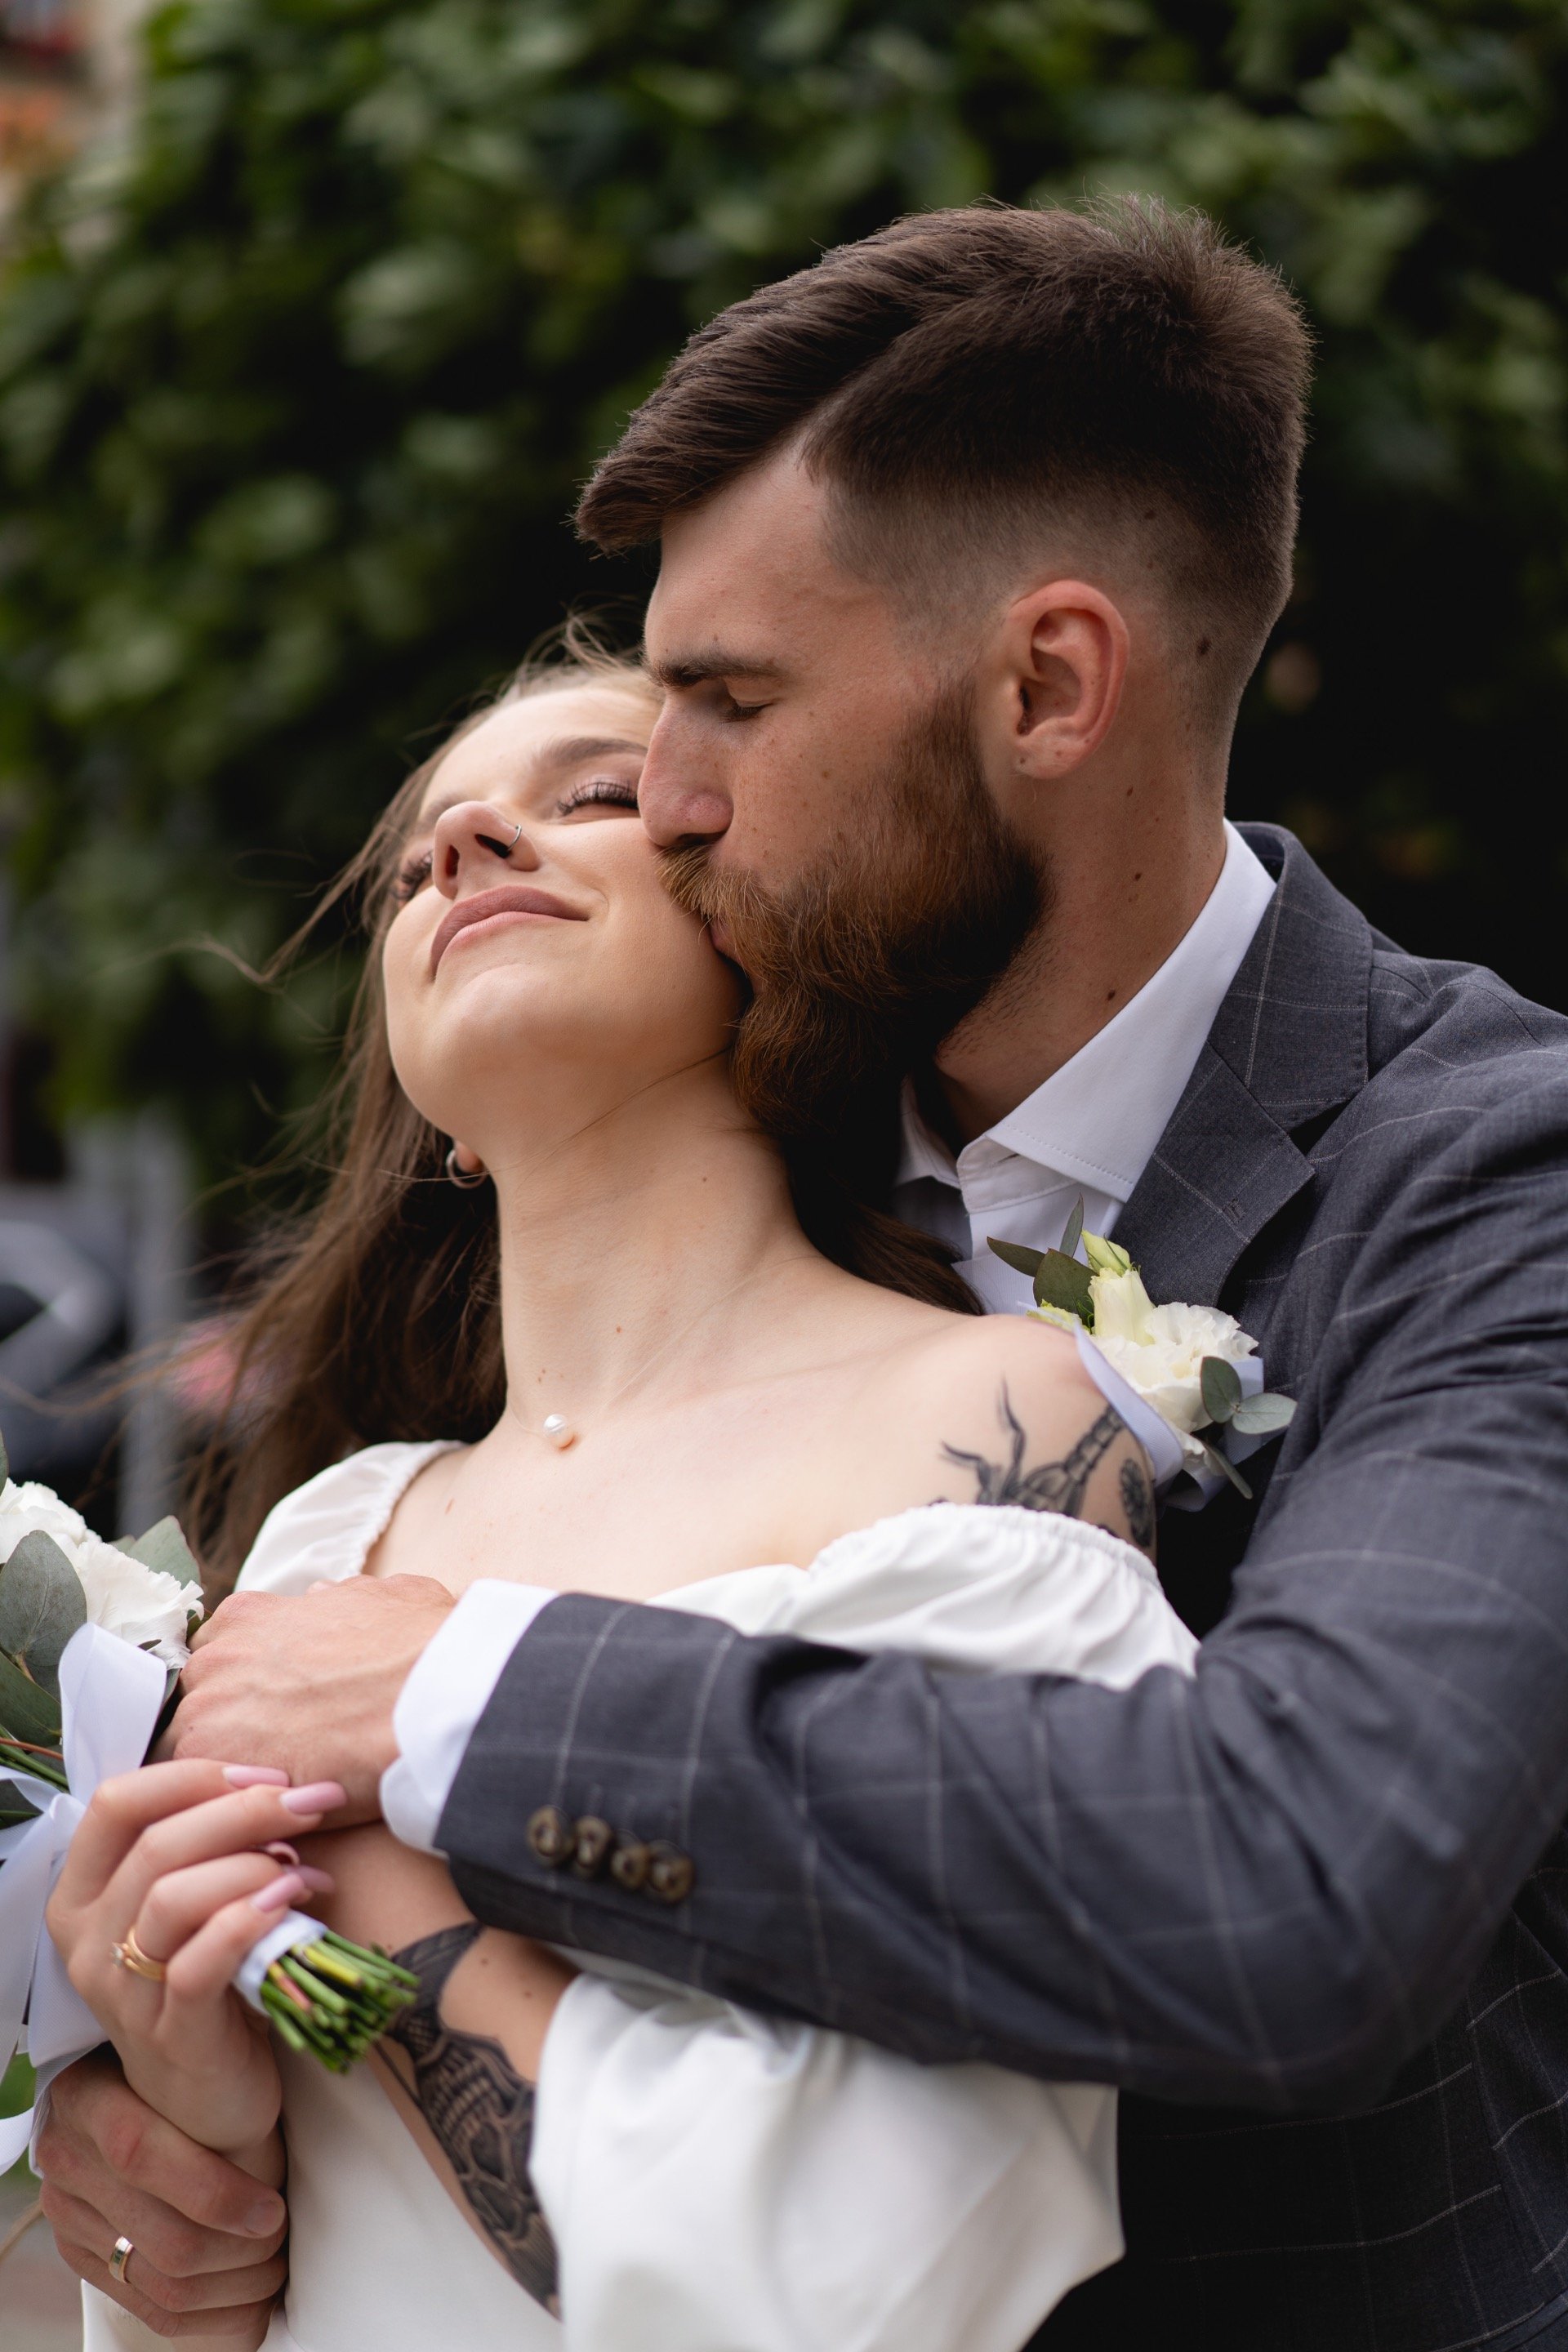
[989,1201,1296,1499]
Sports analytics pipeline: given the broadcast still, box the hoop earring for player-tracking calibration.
[445,1147,488,1190]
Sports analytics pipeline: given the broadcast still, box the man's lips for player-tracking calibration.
[430,885,588,974]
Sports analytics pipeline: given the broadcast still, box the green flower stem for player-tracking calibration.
[256,1931,418,2074]
[0,1737,66,1792]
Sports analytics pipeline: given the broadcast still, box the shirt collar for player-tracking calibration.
[898,820,1277,1201]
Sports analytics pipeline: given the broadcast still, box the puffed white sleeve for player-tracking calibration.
[530,1505,1196,2352]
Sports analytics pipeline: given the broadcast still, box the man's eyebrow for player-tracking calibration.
[651,654,783,690]
[535,734,649,767]
[410,736,648,827]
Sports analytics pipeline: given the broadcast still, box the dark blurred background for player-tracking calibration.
[0,0,1564,1513]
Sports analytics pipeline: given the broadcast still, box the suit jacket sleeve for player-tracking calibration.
[439,1071,1568,2114]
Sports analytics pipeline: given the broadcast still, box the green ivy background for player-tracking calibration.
[1,0,1564,1183]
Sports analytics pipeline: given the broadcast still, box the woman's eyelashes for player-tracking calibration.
[393,849,434,903]
[555,778,641,817]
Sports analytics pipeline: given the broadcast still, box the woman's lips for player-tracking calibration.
[430,885,588,974]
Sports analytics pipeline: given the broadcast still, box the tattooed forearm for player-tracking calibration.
[942,1386,1126,1519]
[386,1925,559,2313]
[1119,1453,1156,1551]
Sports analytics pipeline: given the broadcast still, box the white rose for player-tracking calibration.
[0,1479,93,1563]
[0,1479,202,1668]
[1085,1269,1257,1459]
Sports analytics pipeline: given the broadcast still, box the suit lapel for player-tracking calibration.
[1113,827,1373,1308]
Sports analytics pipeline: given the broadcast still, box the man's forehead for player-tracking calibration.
[647,458,882,665]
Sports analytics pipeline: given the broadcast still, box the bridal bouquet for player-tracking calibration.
[0,1439,414,2163]
[991,1202,1295,1497]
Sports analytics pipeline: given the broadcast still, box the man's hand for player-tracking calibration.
[173,1575,455,1820]
[38,2050,287,2339]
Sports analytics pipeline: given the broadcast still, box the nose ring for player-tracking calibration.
[474,816,524,860]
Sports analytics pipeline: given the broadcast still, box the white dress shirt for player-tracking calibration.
[381,820,1276,1852]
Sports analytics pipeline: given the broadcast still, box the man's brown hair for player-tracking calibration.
[577,197,1312,719]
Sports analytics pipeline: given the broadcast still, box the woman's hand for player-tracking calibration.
[46,1761,345,2163]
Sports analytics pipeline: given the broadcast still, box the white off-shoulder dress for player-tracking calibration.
[85,1439,1196,2352]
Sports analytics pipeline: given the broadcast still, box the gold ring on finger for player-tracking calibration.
[109,1927,167,1983]
[109,2234,134,2285]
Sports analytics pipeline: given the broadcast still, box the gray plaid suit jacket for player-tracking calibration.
[442,826,1568,2350]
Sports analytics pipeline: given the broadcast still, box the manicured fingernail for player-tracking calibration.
[261,1842,301,1867]
[252,1871,305,1913]
[223,1766,291,1788]
[296,1867,335,1895]
[279,1781,346,1816]
[243,2196,284,2237]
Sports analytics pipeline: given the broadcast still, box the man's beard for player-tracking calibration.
[660,678,1047,1155]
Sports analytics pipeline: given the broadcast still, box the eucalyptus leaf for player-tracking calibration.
[123,1516,202,1588]
[1200,1356,1244,1425]
[1058,1197,1085,1264]
[987,1237,1046,1280]
[1230,1392,1298,1435]
[1196,1437,1254,1501]
[0,1530,87,1697]
[0,1646,65,1749]
[1033,1250,1094,1325]
[0,1778,40,1830]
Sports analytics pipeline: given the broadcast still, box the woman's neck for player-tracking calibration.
[481,1065,817,1439]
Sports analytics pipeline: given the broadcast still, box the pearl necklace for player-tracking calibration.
[521,1255,817,1459]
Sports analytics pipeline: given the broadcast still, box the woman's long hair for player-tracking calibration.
[191,634,974,1590]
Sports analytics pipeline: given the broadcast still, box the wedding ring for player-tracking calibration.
[109,1928,167,1983]
[109,2234,134,2285]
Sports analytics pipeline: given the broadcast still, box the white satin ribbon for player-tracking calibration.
[0,1622,167,2171]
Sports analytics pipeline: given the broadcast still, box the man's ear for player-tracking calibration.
[985,582,1130,786]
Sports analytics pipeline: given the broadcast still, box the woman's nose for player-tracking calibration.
[430,800,541,895]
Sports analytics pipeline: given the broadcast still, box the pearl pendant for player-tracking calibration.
[541,1413,577,1451]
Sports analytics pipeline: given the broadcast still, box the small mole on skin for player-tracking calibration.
[1196,637,1211,657]
[1106,988,1117,1003]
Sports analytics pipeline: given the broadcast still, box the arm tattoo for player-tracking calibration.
[1120,1454,1156,1551]
[386,1924,559,2314]
[942,1384,1126,1518]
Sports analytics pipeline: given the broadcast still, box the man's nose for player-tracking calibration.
[430,801,541,894]
[638,725,733,851]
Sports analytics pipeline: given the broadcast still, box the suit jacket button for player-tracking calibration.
[609,1840,650,1891]
[527,1805,572,1867]
[646,1842,695,1904]
[571,1815,614,1878]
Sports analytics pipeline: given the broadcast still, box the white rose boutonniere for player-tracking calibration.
[991,1201,1296,1496]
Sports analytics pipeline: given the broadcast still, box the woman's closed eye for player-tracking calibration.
[393,849,434,903]
[555,778,640,817]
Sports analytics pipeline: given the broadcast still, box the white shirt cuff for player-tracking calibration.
[380,1580,558,1854]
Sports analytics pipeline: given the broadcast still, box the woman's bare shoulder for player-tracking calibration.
[846,1312,1156,1556]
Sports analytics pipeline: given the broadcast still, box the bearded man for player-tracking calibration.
[46,199,1568,2350]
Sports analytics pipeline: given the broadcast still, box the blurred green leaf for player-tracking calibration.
[0,1532,87,1698]
[0,1650,64,1749]
[0,0,1561,1192]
